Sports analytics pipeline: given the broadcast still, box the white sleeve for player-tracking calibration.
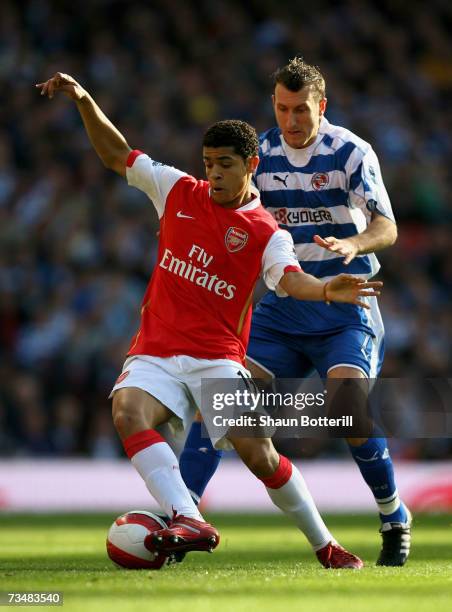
[348,148,395,224]
[262,229,302,297]
[126,151,187,219]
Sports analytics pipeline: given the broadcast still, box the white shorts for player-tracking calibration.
[110,354,251,449]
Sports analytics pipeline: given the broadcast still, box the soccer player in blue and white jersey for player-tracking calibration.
[180,57,412,567]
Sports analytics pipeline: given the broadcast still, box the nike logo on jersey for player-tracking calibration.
[177,211,195,219]
[273,174,289,187]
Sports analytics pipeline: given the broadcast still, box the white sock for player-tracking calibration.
[124,429,203,521]
[262,455,332,550]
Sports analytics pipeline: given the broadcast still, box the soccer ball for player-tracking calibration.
[106,510,168,569]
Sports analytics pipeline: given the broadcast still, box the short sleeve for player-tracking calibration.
[262,229,302,296]
[126,150,187,218]
[348,148,395,224]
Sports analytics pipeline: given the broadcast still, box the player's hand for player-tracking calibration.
[313,235,359,265]
[35,72,86,101]
[325,274,382,309]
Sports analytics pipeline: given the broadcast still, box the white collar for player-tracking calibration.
[208,189,261,211]
[237,195,261,211]
[280,117,328,165]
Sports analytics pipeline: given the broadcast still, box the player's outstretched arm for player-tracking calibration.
[36,73,131,177]
[278,272,382,309]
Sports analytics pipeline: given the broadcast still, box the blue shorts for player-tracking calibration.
[247,322,384,379]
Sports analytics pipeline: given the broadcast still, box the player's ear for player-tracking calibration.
[319,97,327,116]
[247,155,259,174]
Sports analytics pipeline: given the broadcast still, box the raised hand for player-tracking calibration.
[325,274,382,308]
[313,234,358,265]
[35,72,86,101]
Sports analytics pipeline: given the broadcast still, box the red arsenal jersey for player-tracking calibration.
[125,150,300,364]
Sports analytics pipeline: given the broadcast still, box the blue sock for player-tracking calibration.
[179,422,223,504]
[348,437,408,524]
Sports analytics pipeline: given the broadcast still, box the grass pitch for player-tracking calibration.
[0,513,451,612]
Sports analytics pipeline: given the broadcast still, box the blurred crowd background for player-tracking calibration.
[0,0,451,459]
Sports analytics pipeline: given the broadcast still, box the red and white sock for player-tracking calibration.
[260,455,332,550]
[124,429,203,521]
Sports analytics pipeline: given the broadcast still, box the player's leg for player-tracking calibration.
[112,388,203,521]
[111,358,220,556]
[110,356,219,523]
[179,411,223,505]
[328,364,406,518]
[308,327,412,566]
[245,328,357,560]
[179,355,362,568]
[178,323,302,503]
[328,366,411,565]
[228,435,363,569]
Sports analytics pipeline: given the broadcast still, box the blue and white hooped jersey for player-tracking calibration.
[254,117,395,336]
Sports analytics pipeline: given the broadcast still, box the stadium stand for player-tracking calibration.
[0,0,450,458]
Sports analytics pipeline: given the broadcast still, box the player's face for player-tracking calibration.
[203,147,259,208]
[273,84,327,149]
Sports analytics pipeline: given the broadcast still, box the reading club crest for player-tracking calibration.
[311,172,329,190]
[225,227,248,252]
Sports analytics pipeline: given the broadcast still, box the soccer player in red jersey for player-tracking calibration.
[37,73,381,566]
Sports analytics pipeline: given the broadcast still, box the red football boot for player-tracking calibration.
[145,515,220,555]
[316,542,364,569]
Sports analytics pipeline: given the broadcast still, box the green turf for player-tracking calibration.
[0,513,451,612]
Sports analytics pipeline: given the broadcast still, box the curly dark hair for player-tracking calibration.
[202,120,259,161]
[272,56,326,100]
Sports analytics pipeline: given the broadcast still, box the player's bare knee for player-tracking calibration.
[111,389,153,437]
[111,391,142,436]
[112,387,172,439]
